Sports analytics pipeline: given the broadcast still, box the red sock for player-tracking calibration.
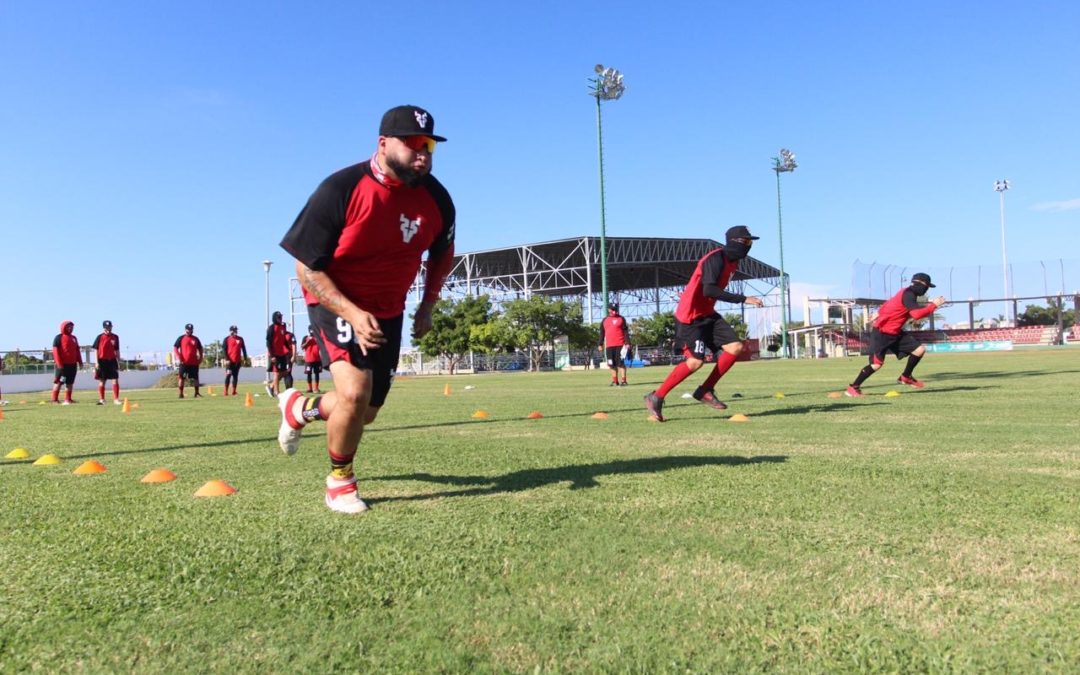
[113,383,120,399]
[702,351,738,390]
[65,390,73,403]
[98,384,106,399]
[656,362,694,398]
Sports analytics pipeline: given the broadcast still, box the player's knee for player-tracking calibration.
[684,356,704,372]
[723,341,744,355]
[913,345,926,357]
[363,405,381,425]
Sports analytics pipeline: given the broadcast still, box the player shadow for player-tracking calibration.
[748,401,889,417]
[0,436,275,467]
[928,369,1078,381]
[366,454,787,504]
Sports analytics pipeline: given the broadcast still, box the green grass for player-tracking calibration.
[2,350,1079,672]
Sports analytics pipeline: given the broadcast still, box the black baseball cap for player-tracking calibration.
[185,323,194,331]
[912,272,936,288]
[229,325,238,331]
[726,225,760,241]
[103,320,112,329]
[379,105,447,142]
[608,303,619,312]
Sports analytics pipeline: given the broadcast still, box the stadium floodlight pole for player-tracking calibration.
[994,180,1011,324]
[589,64,626,314]
[772,148,797,358]
[262,260,273,329]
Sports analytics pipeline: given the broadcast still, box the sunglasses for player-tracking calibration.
[731,237,754,245]
[399,135,437,153]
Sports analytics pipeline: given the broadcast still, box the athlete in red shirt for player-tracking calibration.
[282,330,297,391]
[92,320,122,405]
[600,304,630,386]
[51,320,83,404]
[265,311,290,398]
[846,272,945,396]
[277,104,456,514]
[644,226,764,422]
[300,325,323,393]
[223,325,248,396]
[173,323,204,399]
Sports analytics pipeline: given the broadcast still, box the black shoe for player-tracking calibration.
[692,386,727,410]
[620,381,628,387]
[644,391,666,422]
[609,381,617,387]
[194,393,203,398]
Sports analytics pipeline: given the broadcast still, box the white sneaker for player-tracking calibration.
[325,475,368,514]
[277,388,304,456]
[97,400,106,406]
[114,399,122,405]
[265,383,276,398]
[62,401,72,406]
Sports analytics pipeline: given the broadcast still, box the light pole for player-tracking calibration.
[772,148,797,358]
[262,260,273,329]
[589,64,626,314]
[994,180,1011,324]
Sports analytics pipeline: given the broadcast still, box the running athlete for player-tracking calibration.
[173,324,204,398]
[51,320,83,405]
[92,320,122,405]
[276,104,456,514]
[265,311,290,398]
[846,272,945,396]
[223,325,248,396]
[600,303,630,386]
[282,329,297,391]
[300,325,323,393]
[644,226,764,422]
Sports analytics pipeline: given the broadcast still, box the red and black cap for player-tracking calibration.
[379,105,447,142]
[185,323,194,331]
[726,225,760,241]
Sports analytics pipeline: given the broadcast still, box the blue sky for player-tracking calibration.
[2,1,1077,356]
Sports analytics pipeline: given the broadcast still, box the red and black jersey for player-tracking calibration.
[874,287,937,335]
[280,158,455,319]
[600,315,628,348]
[301,335,320,363]
[93,332,120,360]
[174,334,203,366]
[266,323,289,357]
[224,335,247,363]
[284,332,297,357]
[675,248,745,323]
[52,321,82,366]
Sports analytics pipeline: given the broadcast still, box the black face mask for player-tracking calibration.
[910,282,929,296]
[725,240,751,261]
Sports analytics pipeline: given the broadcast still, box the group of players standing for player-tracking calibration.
[33,315,327,405]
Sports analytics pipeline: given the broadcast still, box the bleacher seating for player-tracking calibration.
[910,326,1056,345]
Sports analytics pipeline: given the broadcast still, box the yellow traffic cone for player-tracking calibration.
[207,385,215,396]
[244,392,254,407]
[444,383,451,396]
[121,398,132,414]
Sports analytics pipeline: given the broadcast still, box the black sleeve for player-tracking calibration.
[92,334,101,349]
[901,288,921,310]
[174,337,182,349]
[266,325,274,349]
[53,335,62,348]
[423,174,456,257]
[240,338,248,359]
[280,163,367,271]
[700,251,747,304]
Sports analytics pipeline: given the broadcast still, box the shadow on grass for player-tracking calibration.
[0,436,277,468]
[929,369,1079,381]
[749,401,890,416]
[367,454,787,504]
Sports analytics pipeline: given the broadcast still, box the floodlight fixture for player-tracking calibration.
[588,64,627,316]
[772,148,798,357]
[994,179,1012,321]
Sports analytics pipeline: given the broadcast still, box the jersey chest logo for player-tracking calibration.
[400,214,421,243]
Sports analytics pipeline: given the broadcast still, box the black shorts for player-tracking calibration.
[675,314,739,360]
[269,355,291,373]
[605,346,625,368]
[95,359,119,381]
[868,329,922,365]
[179,364,200,381]
[304,361,323,375]
[226,361,242,376]
[54,364,78,385]
[308,304,402,408]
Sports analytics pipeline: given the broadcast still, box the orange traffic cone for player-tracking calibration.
[207,385,215,396]
[194,479,237,497]
[244,392,254,407]
[141,468,177,483]
[121,398,131,413]
[74,460,107,475]
[527,411,543,419]
[444,383,451,396]
[0,408,4,421]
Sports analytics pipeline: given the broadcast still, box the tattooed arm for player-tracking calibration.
[295,260,386,355]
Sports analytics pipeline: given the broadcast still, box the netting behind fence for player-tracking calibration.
[851,258,1079,302]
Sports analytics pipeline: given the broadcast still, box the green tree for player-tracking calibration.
[629,312,676,348]
[202,340,223,368]
[722,312,751,340]
[1018,303,1075,327]
[415,295,496,374]
[497,296,584,371]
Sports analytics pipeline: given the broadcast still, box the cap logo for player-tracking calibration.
[413,110,429,129]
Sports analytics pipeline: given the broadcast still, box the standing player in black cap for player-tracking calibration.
[265,310,290,398]
[173,323,204,398]
[846,272,945,396]
[600,303,630,386]
[92,320,123,405]
[223,324,248,396]
[276,104,456,514]
[644,226,764,422]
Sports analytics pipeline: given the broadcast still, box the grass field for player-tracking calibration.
[2,350,1079,672]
